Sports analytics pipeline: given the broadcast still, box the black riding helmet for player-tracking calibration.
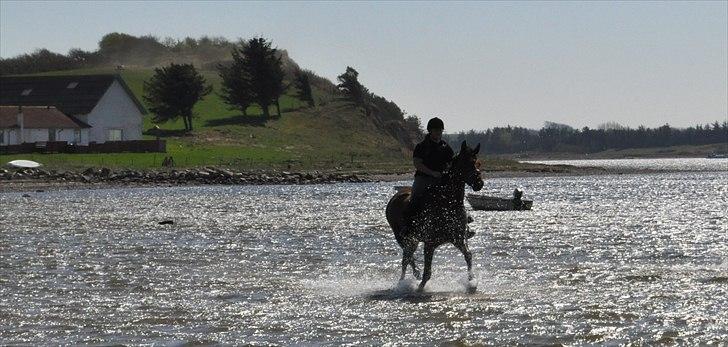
[427,117,444,131]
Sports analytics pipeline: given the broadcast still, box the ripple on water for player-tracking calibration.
[1,171,727,344]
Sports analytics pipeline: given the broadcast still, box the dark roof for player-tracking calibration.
[0,106,91,129]
[0,74,146,115]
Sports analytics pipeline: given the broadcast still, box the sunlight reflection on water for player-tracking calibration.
[1,169,727,345]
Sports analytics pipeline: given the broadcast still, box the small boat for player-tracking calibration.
[5,159,43,168]
[707,153,728,159]
[467,189,532,211]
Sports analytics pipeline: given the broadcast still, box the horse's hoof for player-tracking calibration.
[413,270,422,280]
[466,276,478,293]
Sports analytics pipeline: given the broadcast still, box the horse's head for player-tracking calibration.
[452,141,484,192]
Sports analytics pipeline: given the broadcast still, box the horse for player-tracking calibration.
[385,141,484,291]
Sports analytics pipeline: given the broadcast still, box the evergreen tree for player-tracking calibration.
[337,66,369,106]
[242,38,284,117]
[143,63,211,132]
[218,48,254,116]
[337,66,376,122]
[218,38,284,118]
[294,69,315,107]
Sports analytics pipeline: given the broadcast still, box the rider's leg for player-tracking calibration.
[405,175,433,221]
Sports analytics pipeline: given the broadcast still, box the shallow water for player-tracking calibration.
[523,157,728,172]
[1,169,727,345]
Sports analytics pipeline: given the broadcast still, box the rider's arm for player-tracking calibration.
[413,157,442,178]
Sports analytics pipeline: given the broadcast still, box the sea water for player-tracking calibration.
[1,159,726,345]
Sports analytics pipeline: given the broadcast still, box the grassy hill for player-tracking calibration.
[2,67,410,172]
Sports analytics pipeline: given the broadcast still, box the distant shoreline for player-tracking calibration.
[0,163,688,193]
[501,143,728,161]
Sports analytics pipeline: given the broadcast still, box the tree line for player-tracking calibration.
[448,121,728,154]
[0,33,237,75]
[143,37,422,148]
[144,37,304,131]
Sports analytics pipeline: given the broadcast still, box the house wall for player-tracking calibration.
[23,129,50,143]
[49,128,88,145]
[0,129,17,145]
[84,80,143,143]
[0,128,87,145]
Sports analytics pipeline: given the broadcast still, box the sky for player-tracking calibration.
[1,1,726,132]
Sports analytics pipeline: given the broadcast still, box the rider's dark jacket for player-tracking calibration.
[413,135,454,177]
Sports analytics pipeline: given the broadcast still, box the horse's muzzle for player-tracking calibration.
[472,179,484,191]
[469,171,484,191]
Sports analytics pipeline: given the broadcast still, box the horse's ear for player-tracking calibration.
[460,141,467,151]
[474,143,480,155]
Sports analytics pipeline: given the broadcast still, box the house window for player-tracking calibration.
[74,129,81,144]
[67,82,78,89]
[48,128,57,142]
[21,88,32,96]
[108,129,123,141]
[0,130,4,145]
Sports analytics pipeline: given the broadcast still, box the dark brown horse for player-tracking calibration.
[386,141,484,291]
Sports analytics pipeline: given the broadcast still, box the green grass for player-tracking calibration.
[7,67,411,171]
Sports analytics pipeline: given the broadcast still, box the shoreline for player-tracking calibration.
[0,165,681,193]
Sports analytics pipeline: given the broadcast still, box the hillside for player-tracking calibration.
[2,66,410,171]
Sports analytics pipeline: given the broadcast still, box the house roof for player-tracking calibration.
[0,106,91,129]
[0,74,147,115]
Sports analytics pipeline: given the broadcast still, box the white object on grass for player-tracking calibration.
[6,160,43,168]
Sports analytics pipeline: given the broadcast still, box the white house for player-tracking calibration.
[0,74,146,143]
[0,106,90,146]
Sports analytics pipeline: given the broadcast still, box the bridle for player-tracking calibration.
[449,153,482,189]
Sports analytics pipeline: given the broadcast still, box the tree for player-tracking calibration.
[218,48,254,116]
[242,38,284,117]
[294,69,315,107]
[337,66,378,123]
[218,38,284,117]
[337,66,369,107]
[143,63,211,132]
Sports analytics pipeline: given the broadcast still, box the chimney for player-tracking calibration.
[17,106,24,143]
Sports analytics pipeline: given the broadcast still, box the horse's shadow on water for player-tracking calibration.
[365,280,479,303]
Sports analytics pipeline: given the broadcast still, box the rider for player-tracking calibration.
[410,117,453,208]
[406,117,475,237]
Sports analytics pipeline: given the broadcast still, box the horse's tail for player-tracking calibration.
[386,188,411,248]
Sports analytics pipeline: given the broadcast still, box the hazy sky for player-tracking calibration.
[1,1,726,131]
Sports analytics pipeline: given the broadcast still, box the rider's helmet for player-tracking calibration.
[427,117,444,132]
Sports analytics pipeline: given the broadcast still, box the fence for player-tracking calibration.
[0,140,166,154]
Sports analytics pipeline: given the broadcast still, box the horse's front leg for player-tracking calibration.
[417,243,435,292]
[454,238,473,281]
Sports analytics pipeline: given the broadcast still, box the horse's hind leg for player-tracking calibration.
[400,241,418,281]
[410,257,421,280]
